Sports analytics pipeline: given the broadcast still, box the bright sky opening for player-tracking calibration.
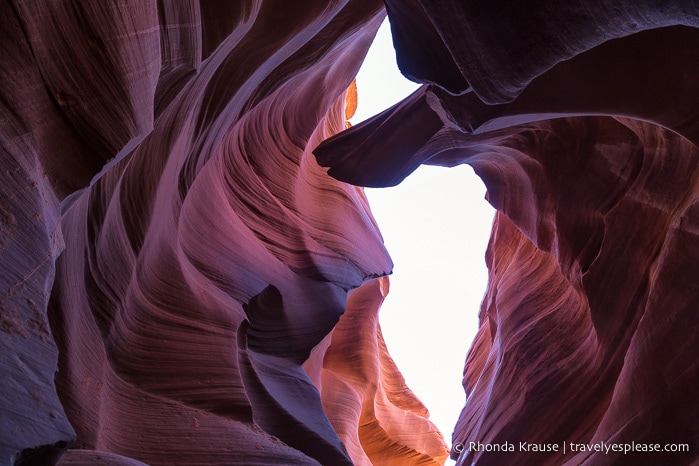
[349,18,496,464]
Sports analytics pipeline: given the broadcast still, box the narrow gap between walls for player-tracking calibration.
[349,17,496,464]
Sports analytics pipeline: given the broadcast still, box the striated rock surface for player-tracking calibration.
[317,1,699,465]
[304,277,450,465]
[5,0,699,464]
[1,0,448,465]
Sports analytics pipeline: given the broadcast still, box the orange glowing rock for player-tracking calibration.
[345,79,359,122]
[305,277,450,465]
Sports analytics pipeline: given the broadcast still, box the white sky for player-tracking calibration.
[349,19,495,463]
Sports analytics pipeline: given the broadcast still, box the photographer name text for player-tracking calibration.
[453,441,690,455]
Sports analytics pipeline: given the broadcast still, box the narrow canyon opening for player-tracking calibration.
[351,19,496,457]
[6,2,696,464]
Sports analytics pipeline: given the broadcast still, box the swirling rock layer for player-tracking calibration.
[6,0,699,464]
[1,0,448,464]
[304,277,449,465]
[316,1,699,465]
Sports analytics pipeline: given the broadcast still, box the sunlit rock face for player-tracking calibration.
[317,1,699,465]
[0,0,450,464]
[304,277,450,465]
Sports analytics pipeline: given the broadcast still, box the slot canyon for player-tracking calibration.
[1,1,697,465]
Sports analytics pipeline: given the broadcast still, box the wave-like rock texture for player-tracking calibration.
[1,0,449,464]
[316,1,699,465]
[304,277,449,465]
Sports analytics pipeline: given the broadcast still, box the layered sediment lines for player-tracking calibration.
[305,277,449,465]
[316,1,699,465]
[1,1,448,464]
[5,0,699,464]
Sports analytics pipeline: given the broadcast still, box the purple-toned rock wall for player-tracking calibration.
[317,1,699,464]
[1,1,447,464]
[2,0,698,465]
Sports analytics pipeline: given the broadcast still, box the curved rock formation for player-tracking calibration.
[304,277,449,465]
[5,0,699,464]
[316,1,699,465]
[1,0,448,464]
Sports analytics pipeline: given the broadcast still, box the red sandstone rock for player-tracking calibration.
[58,449,149,466]
[385,0,699,104]
[5,0,699,465]
[316,2,699,465]
[304,277,450,465]
[1,0,451,464]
